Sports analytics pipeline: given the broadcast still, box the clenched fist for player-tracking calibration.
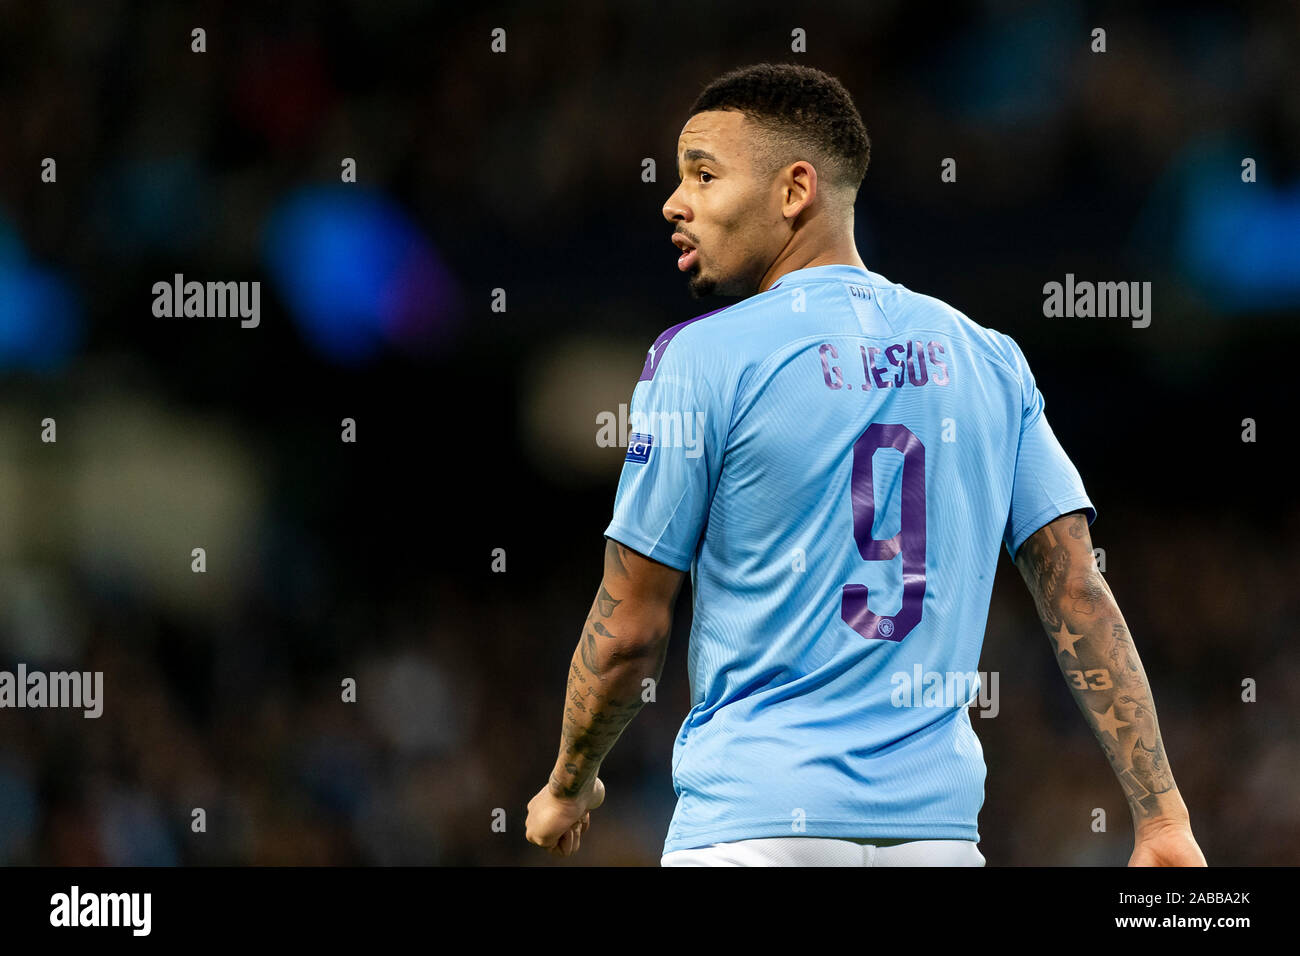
[526,776,606,858]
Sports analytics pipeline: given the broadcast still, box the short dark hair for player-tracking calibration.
[689,63,870,197]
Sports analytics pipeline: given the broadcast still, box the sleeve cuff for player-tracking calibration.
[1006,497,1097,561]
[603,522,694,572]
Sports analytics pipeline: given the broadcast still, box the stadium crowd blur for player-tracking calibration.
[0,1,1296,865]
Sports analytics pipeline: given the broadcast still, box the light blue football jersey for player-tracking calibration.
[603,264,1095,853]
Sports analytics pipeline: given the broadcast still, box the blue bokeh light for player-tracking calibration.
[262,187,460,363]
[0,210,84,372]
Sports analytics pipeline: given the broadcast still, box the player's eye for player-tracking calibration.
[698,171,714,183]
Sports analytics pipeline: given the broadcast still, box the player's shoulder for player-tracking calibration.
[636,296,769,383]
[875,272,1026,377]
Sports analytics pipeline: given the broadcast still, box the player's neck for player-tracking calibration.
[759,245,867,293]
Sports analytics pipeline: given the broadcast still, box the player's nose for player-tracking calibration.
[662,187,690,223]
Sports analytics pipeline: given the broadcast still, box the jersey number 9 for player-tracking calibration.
[841,423,927,643]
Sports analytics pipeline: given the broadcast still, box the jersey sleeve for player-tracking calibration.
[1001,334,1097,560]
[603,328,730,571]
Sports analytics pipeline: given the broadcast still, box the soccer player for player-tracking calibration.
[525,63,1205,866]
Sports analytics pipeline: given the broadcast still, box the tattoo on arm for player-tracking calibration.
[1015,513,1177,818]
[579,628,604,679]
[595,584,621,617]
[549,573,671,799]
[605,539,631,577]
[590,585,623,638]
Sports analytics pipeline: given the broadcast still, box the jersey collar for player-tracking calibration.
[768,264,874,291]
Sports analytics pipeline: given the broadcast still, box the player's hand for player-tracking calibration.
[1128,820,1206,866]
[525,775,605,858]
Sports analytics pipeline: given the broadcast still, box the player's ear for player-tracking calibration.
[782,160,817,217]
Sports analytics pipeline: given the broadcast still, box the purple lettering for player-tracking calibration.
[819,343,843,389]
[868,347,890,389]
[884,343,906,387]
[927,341,950,385]
[841,423,927,643]
[859,346,873,389]
[905,340,928,387]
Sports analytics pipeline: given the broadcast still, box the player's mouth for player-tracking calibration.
[672,233,699,271]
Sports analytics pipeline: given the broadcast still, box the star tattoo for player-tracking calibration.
[1052,621,1083,657]
[1092,704,1131,741]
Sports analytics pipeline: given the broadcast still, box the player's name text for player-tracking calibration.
[152,273,261,327]
[818,340,950,391]
[0,664,103,718]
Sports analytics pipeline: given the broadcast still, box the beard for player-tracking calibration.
[685,254,717,298]
[687,271,716,299]
[683,241,760,298]
[687,260,758,299]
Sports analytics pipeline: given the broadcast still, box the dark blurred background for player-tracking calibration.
[0,0,1296,865]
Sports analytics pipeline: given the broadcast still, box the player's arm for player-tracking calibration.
[549,537,684,796]
[526,537,684,856]
[1013,510,1206,865]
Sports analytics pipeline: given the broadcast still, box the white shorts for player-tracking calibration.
[661,837,985,867]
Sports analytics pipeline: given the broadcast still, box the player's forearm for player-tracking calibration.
[1058,608,1189,831]
[547,587,671,799]
[1016,521,1189,831]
